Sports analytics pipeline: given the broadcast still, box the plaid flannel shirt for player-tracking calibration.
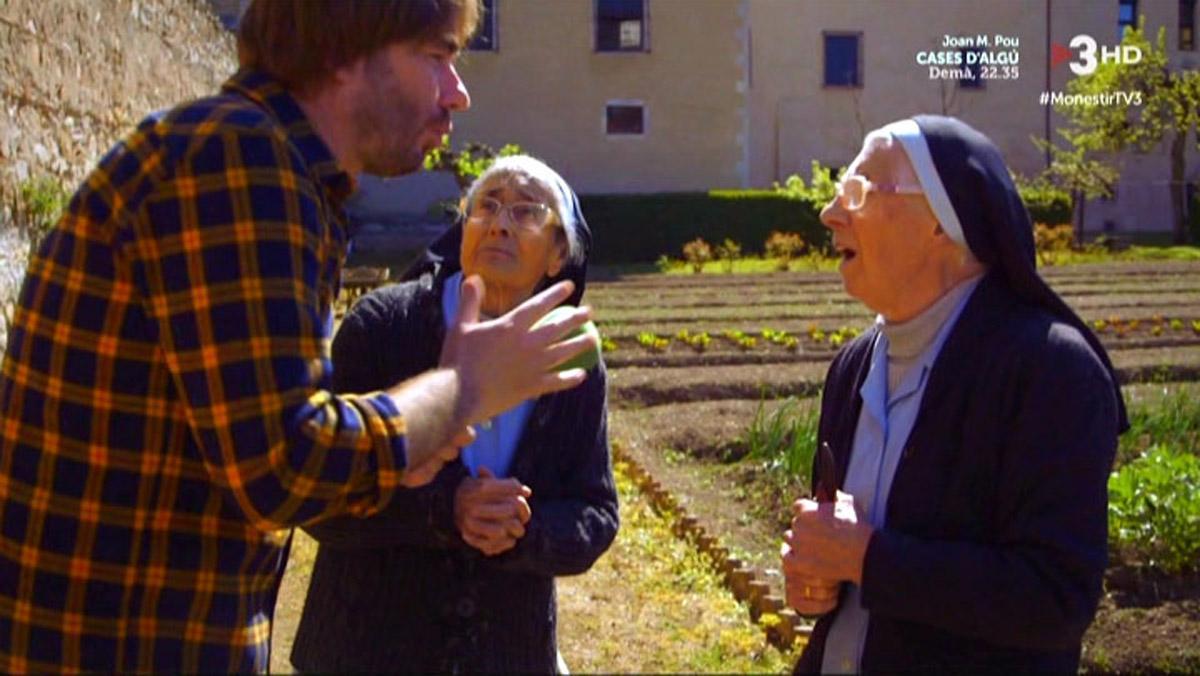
[0,70,412,673]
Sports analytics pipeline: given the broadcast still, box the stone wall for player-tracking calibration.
[0,0,236,351]
[0,0,236,212]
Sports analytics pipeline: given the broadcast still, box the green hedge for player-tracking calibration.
[579,185,1075,264]
[579,190,826,264]
[1018,185,1073,225]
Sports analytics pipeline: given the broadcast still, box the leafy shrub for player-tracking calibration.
[715,238,741,273]
[764,231,805,271]
[1033,222,1074,265]
[13,175,70,250]
[423,138,522,189]
[775,160,841,212]
[1013,175,1073,225]
[744,396,820,483]
[1108,444,1200,573]
[682,238,713,274]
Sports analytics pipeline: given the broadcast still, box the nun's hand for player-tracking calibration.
[454,467,533,556]
[440,276,595,426]
[782,538,840,616]
[784,491,873,585]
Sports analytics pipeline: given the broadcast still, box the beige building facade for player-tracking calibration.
[453,0,1199,237]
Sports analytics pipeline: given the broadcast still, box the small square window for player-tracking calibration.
[596,0,647,52]
[823,33,862,88]
[1181,0,1197,50]
[606,102,644,135]
[1119,0,1138,40]
[959,48,985,89]
[469,0,497,51]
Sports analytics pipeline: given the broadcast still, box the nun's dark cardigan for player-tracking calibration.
[795,274,1119,673]
[290,272,618,674]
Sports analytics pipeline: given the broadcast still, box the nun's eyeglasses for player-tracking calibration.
[835,176,923,211]
[468,196,554,231]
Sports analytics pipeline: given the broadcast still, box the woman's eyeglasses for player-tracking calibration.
[468,196,554,230]
[835,175,923,211]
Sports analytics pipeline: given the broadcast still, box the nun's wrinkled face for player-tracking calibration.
[460,173,568,315]
[820,137,948,320]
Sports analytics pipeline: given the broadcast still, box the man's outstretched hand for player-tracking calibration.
[440,275,597,425]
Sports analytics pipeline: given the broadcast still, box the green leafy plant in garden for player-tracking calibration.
[764,231,805,271]
[744,396,821,483]
[1108,444,1200,574]
[715,238,742,274]
[636,331,670,351]
[675,329,711,352]
[1034,222,1075,266]
[682,238,714,274]
[761,328,800,351]
[775,160,841,213]
[600,336,618,353]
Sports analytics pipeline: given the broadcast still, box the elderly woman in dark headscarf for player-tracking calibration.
[781,115,1127,673]
[291,155,618,673]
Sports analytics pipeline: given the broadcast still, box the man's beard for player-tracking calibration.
[352,79,438,177]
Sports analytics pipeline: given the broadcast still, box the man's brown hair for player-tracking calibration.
[238,0,480,94]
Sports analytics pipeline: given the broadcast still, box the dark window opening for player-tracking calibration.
[606,103,644,135]
[959,48,985,89]
[596,0,647,52]
[469,0,497,51]
[1181,0,1197,50]
[1119,0,1138,40]
[823,33,862,87]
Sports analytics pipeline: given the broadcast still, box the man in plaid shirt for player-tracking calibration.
[0,1,596,671]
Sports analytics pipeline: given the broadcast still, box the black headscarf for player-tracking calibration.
[401,159,592,308]
[912,114,1129,431]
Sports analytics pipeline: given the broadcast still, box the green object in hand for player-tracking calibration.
[533,306,602,372]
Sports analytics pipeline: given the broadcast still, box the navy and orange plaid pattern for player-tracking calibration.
[0,70,411,672]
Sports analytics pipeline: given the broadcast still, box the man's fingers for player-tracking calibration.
[526,305,592,344]
[532,368,588,396]
[456,275,485,327]
[538,332,598,372]
[507,280,575,328]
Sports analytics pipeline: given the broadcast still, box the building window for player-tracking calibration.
[823,33,862,88]
[1182,0,1197,50]
[469,0,497,51]
[605,101,645,135]
[596,0,647,52]
[959,48,985,89]
[1119,0,1138,40]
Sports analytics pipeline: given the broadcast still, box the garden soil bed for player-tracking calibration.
[608,397,1200,674]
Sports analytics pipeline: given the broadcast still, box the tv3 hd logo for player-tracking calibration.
[1051,35,1142,75]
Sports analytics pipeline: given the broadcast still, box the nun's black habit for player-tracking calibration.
[795,116,1124,673]
[291,171,617,674]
